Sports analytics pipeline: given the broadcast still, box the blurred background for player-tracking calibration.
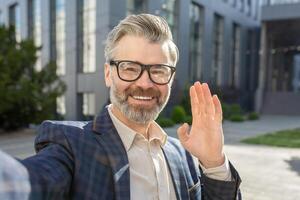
[0,0,300,199]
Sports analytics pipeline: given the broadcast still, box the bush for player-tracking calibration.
[185,116,192,125]
[248,112,259,120]
[229,114,245,122]
[0,26,66,130]
[180,85,191,116]
[222,103,231,120]
[156,117,175,127]
[171,105,186,124]
[222,103,243,119]
[230,104,242,115]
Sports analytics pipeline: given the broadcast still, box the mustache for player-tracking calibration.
[124,87,161,98]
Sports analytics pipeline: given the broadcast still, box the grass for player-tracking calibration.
[241,128,300,148]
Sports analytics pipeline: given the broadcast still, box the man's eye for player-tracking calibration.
[124,67,138,72]
[151,70,165,75]
[151,66,169,75]
[120,63,140,73]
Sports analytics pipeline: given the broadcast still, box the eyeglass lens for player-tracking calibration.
[117,61,173,84]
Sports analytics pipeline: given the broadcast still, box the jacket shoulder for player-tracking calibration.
[34,120,92,152]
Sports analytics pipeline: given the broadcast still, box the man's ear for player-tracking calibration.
[104,63,112,87]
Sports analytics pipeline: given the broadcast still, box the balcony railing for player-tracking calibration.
[262,0,300,5]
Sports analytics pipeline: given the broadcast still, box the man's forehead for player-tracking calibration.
[112,35,172,64]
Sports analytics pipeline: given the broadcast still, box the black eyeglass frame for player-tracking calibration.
[109,60,176,85]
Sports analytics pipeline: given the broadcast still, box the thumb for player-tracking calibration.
[177,123,190,144]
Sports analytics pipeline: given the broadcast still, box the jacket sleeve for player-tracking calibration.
[169,137,242,200]
[199,161,242,200]
[20,121,75,200]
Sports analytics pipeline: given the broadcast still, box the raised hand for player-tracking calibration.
[177,82,225,168]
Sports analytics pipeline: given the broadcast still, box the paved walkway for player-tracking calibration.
[164,115,300,200]
[0,129,35,159]
[1,115,300,199]
[165,115,300,144]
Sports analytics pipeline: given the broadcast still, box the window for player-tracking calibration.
[189,3,204,82]
[230,24,241,88]
[49,0,66,75]
[56,95,66,116]
[247,0,252,8]
[161,0,178,41]
[232,0,237,7]
[82,93,95,119]
[28,0,42,71]
[240,0,245,11]
[78,0,96,73]
[246,0,252,15]
[55,0,66,75]
[49,0,56,61]
[245,30,253,90]
[211,14,224,86]
[127,0,147,15]
[9,3,21,42]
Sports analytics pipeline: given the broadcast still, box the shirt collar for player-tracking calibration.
[107,104,167,152]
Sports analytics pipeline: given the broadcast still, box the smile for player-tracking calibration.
[131,96,154,101]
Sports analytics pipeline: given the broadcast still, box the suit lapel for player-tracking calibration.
[92,107,130,200]
[162,141,189,200]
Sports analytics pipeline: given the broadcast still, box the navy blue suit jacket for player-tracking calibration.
[21,107,241,200]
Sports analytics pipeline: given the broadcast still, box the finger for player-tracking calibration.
[190,86,199,116]
[194,82,205,114]
[212,95,223,122]
[177,123,190,144]
[202,83,215,115]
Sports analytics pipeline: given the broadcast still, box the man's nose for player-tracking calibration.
[134,70,154,89]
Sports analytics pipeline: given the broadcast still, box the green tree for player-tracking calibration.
[0,25,66,130]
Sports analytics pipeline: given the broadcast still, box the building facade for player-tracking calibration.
[256,0,300,115]
[0,0,261,120]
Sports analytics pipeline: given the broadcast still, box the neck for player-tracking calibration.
[111,104,151,138]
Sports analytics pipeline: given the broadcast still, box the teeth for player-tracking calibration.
[132,96,153,100]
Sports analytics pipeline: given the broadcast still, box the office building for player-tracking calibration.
[256,0,300,115]
[0,0,261,120]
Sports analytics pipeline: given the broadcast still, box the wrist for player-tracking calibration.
[200,154,225,169]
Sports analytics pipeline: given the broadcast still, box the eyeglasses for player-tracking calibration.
[109,60,176,85]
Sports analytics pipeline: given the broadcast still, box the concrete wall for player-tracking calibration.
[261,3,300,21]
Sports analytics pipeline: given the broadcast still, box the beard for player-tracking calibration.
[110,81,170,124]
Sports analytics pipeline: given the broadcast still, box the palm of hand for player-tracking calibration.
[177,82,225,168]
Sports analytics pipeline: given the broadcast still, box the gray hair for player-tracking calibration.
[104,14,179,65]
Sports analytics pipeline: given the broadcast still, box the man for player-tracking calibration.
[21,14,241,199]
[0,150,31,200]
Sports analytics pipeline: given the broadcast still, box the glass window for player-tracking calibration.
[78,0,96,73]
[9,3,21,42]
[247,0,252,7]
[49,0,66,75]
[49,0,56,61]
[28,0,42,71]
[82,93,95,119]
[56,95,66,116]
[232,0,237,6]
[246,0,252,15]
[189,3,204,82]
[56,0,66,75]
[211,14,224,86]
[161,0,178,41]
[230,23,241,88]
[240,0,245,11]
[127,0,147,15]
